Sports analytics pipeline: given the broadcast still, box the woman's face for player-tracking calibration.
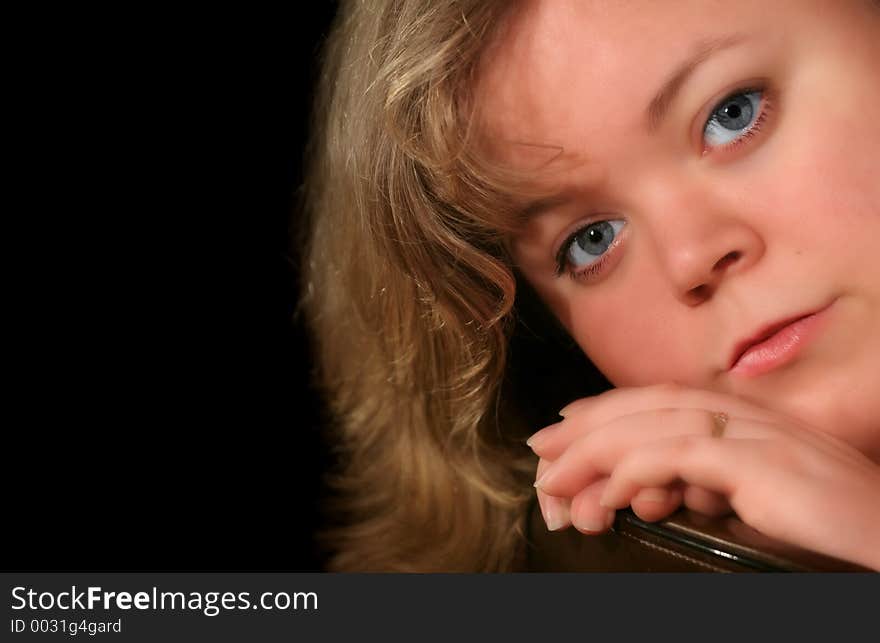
[477,0,880,457]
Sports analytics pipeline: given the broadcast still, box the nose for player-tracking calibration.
[650,211,765,306]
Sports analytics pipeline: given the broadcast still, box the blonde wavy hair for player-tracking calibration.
[299,0,606,571]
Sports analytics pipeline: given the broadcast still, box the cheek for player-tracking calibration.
[565,290,699,387]
[767,115,880,280]
[775,52,880,252]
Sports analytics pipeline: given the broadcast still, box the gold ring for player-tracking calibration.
[711,411,729,438]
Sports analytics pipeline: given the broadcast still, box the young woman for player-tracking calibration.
[299,0,880,571]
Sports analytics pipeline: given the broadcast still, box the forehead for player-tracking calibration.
[474,0,795,167]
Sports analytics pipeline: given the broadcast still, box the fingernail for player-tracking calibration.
[598,487,615,508]
[545,507,568,531]
[526,421,563,449]
[526,434,543,449]
[533,467,555,490]
[576,509,615,533]
[558,405,571,418]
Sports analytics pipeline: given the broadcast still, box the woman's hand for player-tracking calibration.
[529,384,880,570]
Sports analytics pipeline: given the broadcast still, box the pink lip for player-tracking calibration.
[728,302,834,377]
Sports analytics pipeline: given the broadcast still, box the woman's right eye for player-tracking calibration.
[555,219,626,278]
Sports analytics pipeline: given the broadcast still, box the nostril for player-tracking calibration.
[714,251,741,272]
[684,251,743,305]
[687,283,711,303]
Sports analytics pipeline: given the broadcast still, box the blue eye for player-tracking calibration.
[703,90,762,147]
[556,219,626,275]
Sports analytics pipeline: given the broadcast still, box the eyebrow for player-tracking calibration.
[647,34,748,131]
[515,191,577,226]
[514,34,749,226]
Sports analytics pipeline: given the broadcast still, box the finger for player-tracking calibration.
[534,408,769,497]
[599,435,880,567]
[527,384,779,459]
[682,485,733,517]
[535,457,571,531]
[598,436,766,510]
[526,420,565,453]
[630,484,685,522]
[569,477,616,534]
[538,492,572,531]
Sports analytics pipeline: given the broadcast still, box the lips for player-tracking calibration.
[727,302,834,375]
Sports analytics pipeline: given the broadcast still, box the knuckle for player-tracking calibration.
[653,406,695,431]
[765,439,803,469]
[652,382,684,396]
[675,433,705,457]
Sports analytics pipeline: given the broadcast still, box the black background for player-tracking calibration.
[7,5,340,570]
[7,2,605,572]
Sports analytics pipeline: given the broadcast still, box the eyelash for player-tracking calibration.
[553,222,623,283]
[553,86,776,282]
[701,85,774,155]
[565,250,612,283]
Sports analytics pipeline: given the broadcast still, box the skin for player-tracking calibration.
[475,0,880,568]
